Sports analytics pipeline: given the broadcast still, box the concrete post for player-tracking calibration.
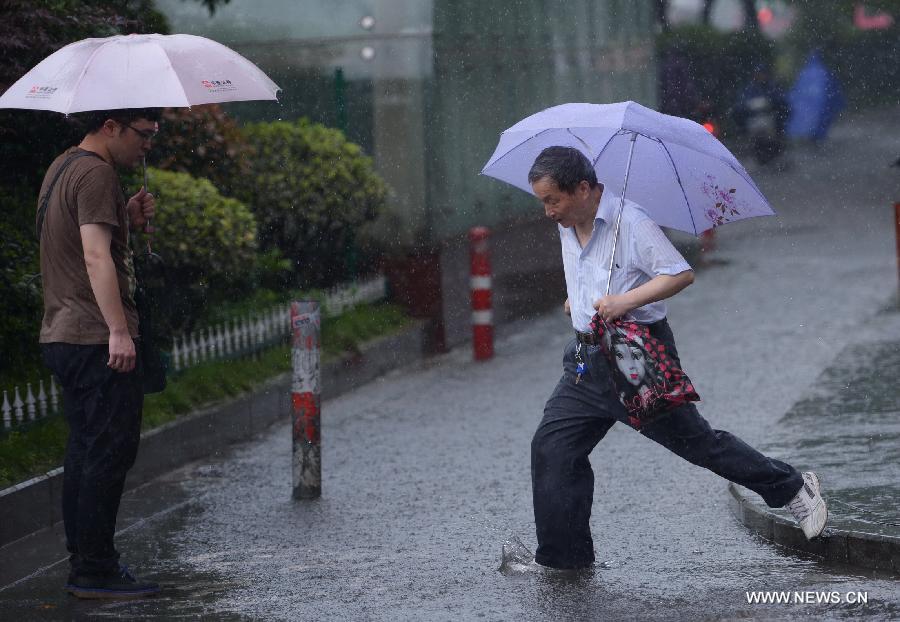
[291,301,321,499]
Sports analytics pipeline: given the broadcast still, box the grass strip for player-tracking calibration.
[0,302,409,489]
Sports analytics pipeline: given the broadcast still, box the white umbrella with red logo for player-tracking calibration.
[0,33,280,112]
[0,32,281,220]
[0,34,281,382]
[0,32,280,255]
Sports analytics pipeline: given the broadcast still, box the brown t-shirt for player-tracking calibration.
[38,147,139,344]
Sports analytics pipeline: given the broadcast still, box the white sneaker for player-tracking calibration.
[785,471,828,540]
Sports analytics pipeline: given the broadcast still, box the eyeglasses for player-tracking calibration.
[123,123,158,141]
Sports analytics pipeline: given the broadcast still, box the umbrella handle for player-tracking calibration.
[142,156,153,255]
[605,132,638,297]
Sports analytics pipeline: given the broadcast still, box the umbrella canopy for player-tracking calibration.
[481,101,774,235]
[0,33,280,113]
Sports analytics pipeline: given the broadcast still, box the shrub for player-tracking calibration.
[138,167,258,335]
[150,104,253,197]
[0,186,43,382]
[817,29,900,108]
[235,119,389,288]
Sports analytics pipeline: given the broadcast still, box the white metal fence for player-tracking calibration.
[1,274,387,432]
[1,378,60,431]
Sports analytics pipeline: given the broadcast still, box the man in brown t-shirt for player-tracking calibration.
[38,108,161,599]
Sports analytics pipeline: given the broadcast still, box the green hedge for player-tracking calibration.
[0,187,43,383]
[235,119,389,288]
[657,26,775,131]
[150,104,254,198]
[819,29,900,107]
[137,167,258,336]
[658,22,900,119]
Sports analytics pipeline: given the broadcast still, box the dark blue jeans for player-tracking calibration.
[531,319,803,569]
[41,342,144,576]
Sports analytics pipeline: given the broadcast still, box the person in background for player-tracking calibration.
[733,63,790,136]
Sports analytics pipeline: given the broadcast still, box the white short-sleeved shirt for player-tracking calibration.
[560,190,692,331]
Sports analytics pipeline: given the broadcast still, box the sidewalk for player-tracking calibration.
[729,298,900,570]
[0,320,427,548]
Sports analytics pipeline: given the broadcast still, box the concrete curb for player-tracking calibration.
[0,320,426,549]
[728,483,900,573]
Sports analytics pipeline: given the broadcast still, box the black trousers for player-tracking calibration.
[41,342,144,576]
[531,319,803,569]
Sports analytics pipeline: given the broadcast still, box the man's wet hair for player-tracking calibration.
[72,108,162,135]
[527,146,598,194]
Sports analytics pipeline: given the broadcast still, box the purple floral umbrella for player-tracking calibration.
[482,101,775,292]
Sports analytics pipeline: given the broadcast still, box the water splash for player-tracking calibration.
[498,535,535,575]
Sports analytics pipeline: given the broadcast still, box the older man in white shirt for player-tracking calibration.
[527,146,826,571]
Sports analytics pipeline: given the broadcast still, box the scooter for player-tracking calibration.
[744,95,785,165]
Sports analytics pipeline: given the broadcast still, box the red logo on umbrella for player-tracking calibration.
[201,79,235,90]
[26,85,58,97]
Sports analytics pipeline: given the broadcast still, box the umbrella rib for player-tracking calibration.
[723,160,772,208]
[479,128,554,173]
[64,42,108,113]
[658,140,700,235]
[159,46,192,107]
[483,126,628,174]
[566,128,595,160]
[590,129,629,169]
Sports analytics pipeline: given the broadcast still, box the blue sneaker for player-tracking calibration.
[65,565,160,599]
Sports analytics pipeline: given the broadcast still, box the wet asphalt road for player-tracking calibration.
[2,106,899,620]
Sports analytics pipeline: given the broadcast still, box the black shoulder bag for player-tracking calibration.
[133,255,168,394]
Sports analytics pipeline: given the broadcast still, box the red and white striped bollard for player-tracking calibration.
[469,227,493,360]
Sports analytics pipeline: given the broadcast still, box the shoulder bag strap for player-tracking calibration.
[35,150,104,239]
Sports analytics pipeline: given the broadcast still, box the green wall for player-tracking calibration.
[426,0,657,240]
